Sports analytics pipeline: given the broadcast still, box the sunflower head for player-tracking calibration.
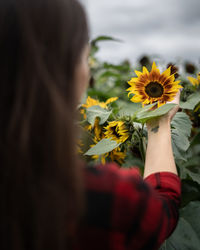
[110,147,126,165]
[185,62,196,74]
[104,121,129,143]
[188,72,200,87]
[127,62,182,107]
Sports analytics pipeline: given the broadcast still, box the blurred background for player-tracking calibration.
[80,0,200,66]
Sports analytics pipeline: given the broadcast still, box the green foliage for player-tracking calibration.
[171,112,192,161]
[135,103,177,123]
[180,92,200,110]
[86,105,111,125]
[161,202,200,250]
[171,112,192,137]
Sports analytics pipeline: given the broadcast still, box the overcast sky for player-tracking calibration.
[80,0,200,65]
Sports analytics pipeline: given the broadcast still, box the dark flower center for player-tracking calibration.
[145,81,164,98]
[111,126,120,138]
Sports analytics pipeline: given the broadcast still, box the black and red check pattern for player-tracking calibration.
[77,163,181,250]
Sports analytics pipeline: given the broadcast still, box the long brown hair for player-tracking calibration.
[0,0,88,249]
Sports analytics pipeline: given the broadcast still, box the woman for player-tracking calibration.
[0,0,180,250]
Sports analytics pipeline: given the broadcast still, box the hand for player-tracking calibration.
[147,90,181,131]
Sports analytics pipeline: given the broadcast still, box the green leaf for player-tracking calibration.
[171,112,192,137]
[180,201,200,237]
[171,112,192,161]
[184,168,200,185]
[180,92,200,110]
[178,155,200,184]
[136,103,177,123]
[181,180,200,207]
[171,129,190,161]
[190,130,200,146]
[84,138,121,156]
[161,218,200,250]
[160,201,200,250]
[118,102,142,116]
[91,35,122,45]
[86,105,112,126]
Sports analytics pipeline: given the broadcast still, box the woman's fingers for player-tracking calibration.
[167,90,181,120]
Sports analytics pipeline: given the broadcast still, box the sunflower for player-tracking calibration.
[188,73,200,87]
[110,147,126,165]
[82,96,118,109]
[104,121,129,143]
[127,62,182,107]
[81,96,118,122]
[90,126,126,165]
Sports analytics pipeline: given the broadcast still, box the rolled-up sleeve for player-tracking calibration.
[125,171,181,250]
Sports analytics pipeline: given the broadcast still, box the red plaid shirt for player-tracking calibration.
[77,163,181,250]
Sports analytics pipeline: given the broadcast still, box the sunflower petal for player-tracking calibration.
[151,61,160,74]
[128,77,138,83]
[131,95,143,103]
[143,66,149,74]
[105,97,118,105]
[135,70,143,77]
[162,67,171,78]
[188,76,199,86]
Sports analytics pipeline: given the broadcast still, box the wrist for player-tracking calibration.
[147,116,171,134]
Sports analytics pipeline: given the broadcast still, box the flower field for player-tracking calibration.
[78,36,200,249]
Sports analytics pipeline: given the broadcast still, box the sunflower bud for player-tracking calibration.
[185,62,196,74]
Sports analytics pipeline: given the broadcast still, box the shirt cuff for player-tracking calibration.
[144,172,181,197]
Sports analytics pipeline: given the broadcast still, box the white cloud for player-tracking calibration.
[83,0,200,64]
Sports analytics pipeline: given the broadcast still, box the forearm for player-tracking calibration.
[143,117,178,178]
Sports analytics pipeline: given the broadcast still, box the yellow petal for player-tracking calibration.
[135,70,143,77]
[157,102,162,108]
[127,89,135,97]
[101,155,106,165]
[131,95,143,103]
[105,97,118,105]
[143,66,149,74]
[151,61,160,74]
[188,76,199,86]
[174,80,181,85]
[194,103,200,112]
[85,124,92,131]
[82,96,99,108]
[128,77,138,84]
[162,67,171,78]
